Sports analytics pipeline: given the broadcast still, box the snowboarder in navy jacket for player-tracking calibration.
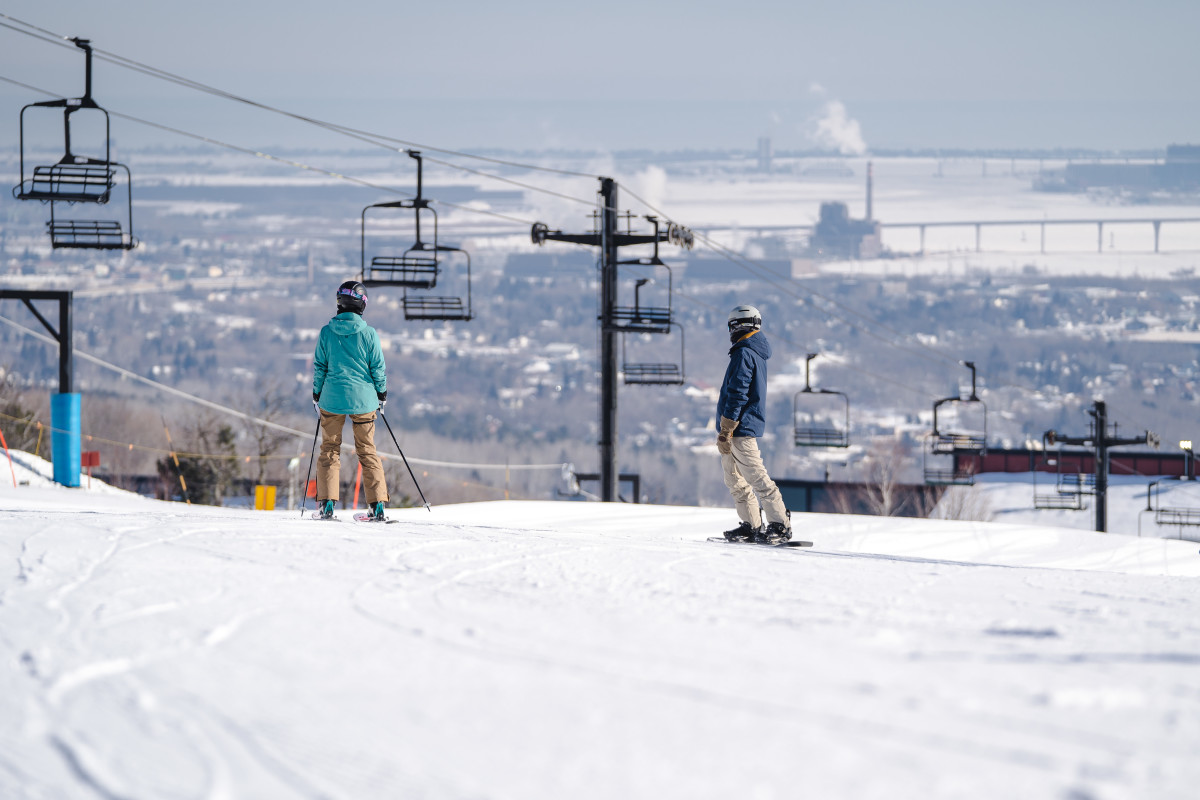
[717,304,791,544]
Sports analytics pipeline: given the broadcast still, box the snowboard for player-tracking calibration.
[707,536,813,548]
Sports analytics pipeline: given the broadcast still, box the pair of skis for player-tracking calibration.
[311,511,399,525]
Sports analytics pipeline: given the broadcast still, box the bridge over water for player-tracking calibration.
[698,216,1200,255]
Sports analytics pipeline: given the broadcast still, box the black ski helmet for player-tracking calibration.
[336,280,367,314]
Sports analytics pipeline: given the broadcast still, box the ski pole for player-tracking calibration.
[300,416,320,517]
[379,410,431,511]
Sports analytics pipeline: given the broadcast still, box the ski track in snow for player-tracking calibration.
[2,466,1200,799]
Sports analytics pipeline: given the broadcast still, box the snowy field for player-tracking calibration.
[2,451,1198,800]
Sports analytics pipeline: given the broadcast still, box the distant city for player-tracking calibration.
[3,142,1200,531]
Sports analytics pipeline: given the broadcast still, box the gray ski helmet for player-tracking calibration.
[336,280,367,314]
[727,304,762,333]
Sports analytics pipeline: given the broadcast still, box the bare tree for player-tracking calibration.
[242,382,293,486]
[83,397,162,491]
[822,482,860,515]
[860,436,912,516]
[0,366,46,453]
[158,413,241,506]
[928,485,994,522]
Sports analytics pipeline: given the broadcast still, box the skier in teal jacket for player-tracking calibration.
[312,280,389,520]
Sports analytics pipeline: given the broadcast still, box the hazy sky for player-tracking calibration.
[1,1,1197,152]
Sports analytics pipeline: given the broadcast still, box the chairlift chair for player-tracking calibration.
[45,162,137,250]
[360,151,473,321]
[612,218,675,334]
[930,361,987,454]
[361,199,439,289]
[360,150,441,289]
[621,323,685,386]
[401,244,473,321]
[922,437,977,486]
[12,39,119,205]
[793,353,850,448]
[1032,442,1086,510]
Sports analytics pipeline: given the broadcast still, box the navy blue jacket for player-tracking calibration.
[717,329,771,438]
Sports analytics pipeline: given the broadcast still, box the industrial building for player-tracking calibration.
[1036,144,1200,193]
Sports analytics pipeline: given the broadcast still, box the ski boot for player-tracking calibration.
[757,521,792,545]
[369,501,386,522]
[319,499,336,520]
[723,521,760,542]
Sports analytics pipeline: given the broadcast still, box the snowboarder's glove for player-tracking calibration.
[717,416,738,455]
[377,391,387,415]
[313,392,321,415]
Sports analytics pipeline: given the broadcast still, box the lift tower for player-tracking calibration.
[532,178,692,501]
[1045,400,1158,532]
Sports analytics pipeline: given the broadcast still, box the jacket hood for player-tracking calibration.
[329,312,368,336]
[730,329,771,360]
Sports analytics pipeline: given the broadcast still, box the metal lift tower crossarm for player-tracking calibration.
[531,178,693,501]
[1044,400,1159,532]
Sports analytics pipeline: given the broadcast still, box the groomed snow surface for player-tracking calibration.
[2,451,1198,800]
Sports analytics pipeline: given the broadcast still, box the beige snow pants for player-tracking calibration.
[316,410,388,505]
[721,436,788,529]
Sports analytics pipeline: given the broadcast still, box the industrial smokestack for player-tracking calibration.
[758,137,772,173]
[866,161,874,221]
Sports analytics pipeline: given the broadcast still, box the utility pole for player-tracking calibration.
[1045,400,1159,532]
[532,178,692,501]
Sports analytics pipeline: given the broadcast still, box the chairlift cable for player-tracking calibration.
[2,66,1022,402]
[0,71,542,229]
[0,14,67,42]
[0,13,602,182]
[0,17,1057,402]
[419,153,597,209]
[0,313,565,473]
[106,107,543,227]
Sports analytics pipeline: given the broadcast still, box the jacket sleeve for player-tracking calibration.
[368,328,387,395]
[719,349,754,423]
[312,328,328,398]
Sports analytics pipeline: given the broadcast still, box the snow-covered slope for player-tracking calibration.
[1,452,1197,799]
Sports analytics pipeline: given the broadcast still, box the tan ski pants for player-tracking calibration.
[316,410,388,505]
[721,436,788,529]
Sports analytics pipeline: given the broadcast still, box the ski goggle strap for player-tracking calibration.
[338,286,366,305]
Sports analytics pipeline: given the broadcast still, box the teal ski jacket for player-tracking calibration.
[313,312,387,415]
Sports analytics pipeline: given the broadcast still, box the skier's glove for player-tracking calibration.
[717,416,738,455]
[313,392,321,415]
[377,391,387,415]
